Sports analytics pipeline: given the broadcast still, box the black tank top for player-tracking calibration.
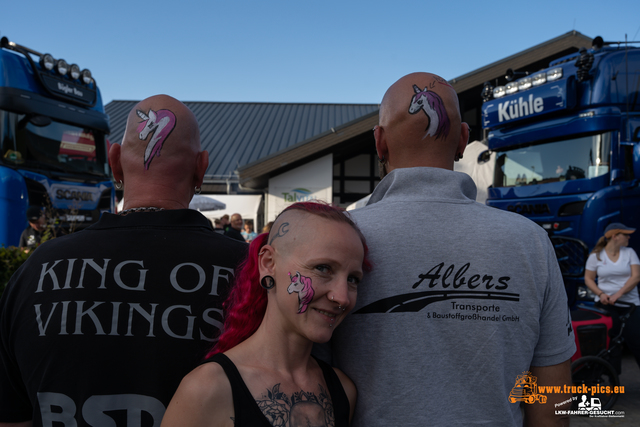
[204,353,350,426]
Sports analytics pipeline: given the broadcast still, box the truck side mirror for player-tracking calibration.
[478,150,492,165]
[30,115,52,127]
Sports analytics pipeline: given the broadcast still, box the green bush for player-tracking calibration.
[1,205,78,298]
[0,246,31,297]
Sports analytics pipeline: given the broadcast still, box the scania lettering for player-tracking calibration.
[480,36,640,305]
[0,35,114,247]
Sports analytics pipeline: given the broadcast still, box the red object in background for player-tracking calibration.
[59,130,96,160]
[570,306,613,361]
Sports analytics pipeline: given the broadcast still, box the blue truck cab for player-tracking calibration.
[480,37,640,305]
[0,35,113,247]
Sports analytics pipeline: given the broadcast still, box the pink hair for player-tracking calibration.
[207,201,371,356]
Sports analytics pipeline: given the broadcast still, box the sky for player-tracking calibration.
[2,1,639,107]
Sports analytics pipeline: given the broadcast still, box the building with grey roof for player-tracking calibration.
[106,30,593,226]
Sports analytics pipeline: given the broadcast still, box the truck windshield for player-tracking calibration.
[494,132,612,187]
[0,110,108,177]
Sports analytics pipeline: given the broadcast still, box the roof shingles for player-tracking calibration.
[105,101,379,181]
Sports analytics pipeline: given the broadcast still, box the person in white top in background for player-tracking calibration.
[585,222,640,368]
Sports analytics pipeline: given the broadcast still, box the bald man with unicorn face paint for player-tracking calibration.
[328,73,575,427]
[109,94,209,212]
[374,72,467,178]
[0,95,248,427]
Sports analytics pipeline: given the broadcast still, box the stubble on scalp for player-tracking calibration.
[267,210,319,257]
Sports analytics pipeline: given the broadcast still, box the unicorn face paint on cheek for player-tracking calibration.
[408,84,450,140]
[287,271,315,314]
[135,108,177,170]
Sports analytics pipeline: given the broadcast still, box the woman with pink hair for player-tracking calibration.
[162,201,371,427]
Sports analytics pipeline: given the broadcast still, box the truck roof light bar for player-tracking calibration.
[1,35,98,107]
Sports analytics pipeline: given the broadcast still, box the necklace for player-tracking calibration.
[118,207,165,216]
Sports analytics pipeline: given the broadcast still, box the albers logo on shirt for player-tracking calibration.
[354,261,520,314]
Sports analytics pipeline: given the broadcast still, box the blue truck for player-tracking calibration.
[480,36,640,305]
[0,35,114,247]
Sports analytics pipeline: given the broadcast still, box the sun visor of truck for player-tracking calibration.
[0,87,110,134]
[1,37,98,109]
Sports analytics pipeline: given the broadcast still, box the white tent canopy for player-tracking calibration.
[189,195,226,211]
[116,194,262,223]
[198,194,262,224]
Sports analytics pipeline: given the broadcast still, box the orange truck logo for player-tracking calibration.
[509,371,547,404]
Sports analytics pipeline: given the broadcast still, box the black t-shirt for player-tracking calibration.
[19,227,43,248]
[0,210,247,426]
[224,227,245,242]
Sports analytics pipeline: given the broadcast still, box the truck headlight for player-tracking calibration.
[41,54,55,71]
[505,81,518,95]
[531,72,546,86]
[69,64,81,80]
[493,86,506,98]
[518,77,532,91]
[546,67,563,81]
[56,59,69,76]
[81,69,93,85]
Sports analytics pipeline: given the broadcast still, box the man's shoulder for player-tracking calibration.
[353,197,543,231]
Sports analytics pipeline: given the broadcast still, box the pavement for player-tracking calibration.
[570,349,639,426]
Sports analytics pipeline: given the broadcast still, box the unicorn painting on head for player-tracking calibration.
[136,108,177,170]
[408,84,450,140]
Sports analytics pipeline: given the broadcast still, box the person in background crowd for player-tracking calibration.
[220,214,230,232]
[0,95,247,427]
[585,222,640,368]
[213,218,225,234]
[224,213,245,242]
[262,221,274,234]
[162,201,370,427]
[241,221,258,243]
[18,206,46,251]
[326,72,575,426]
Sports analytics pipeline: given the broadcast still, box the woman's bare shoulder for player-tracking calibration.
[161,362,235,427]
